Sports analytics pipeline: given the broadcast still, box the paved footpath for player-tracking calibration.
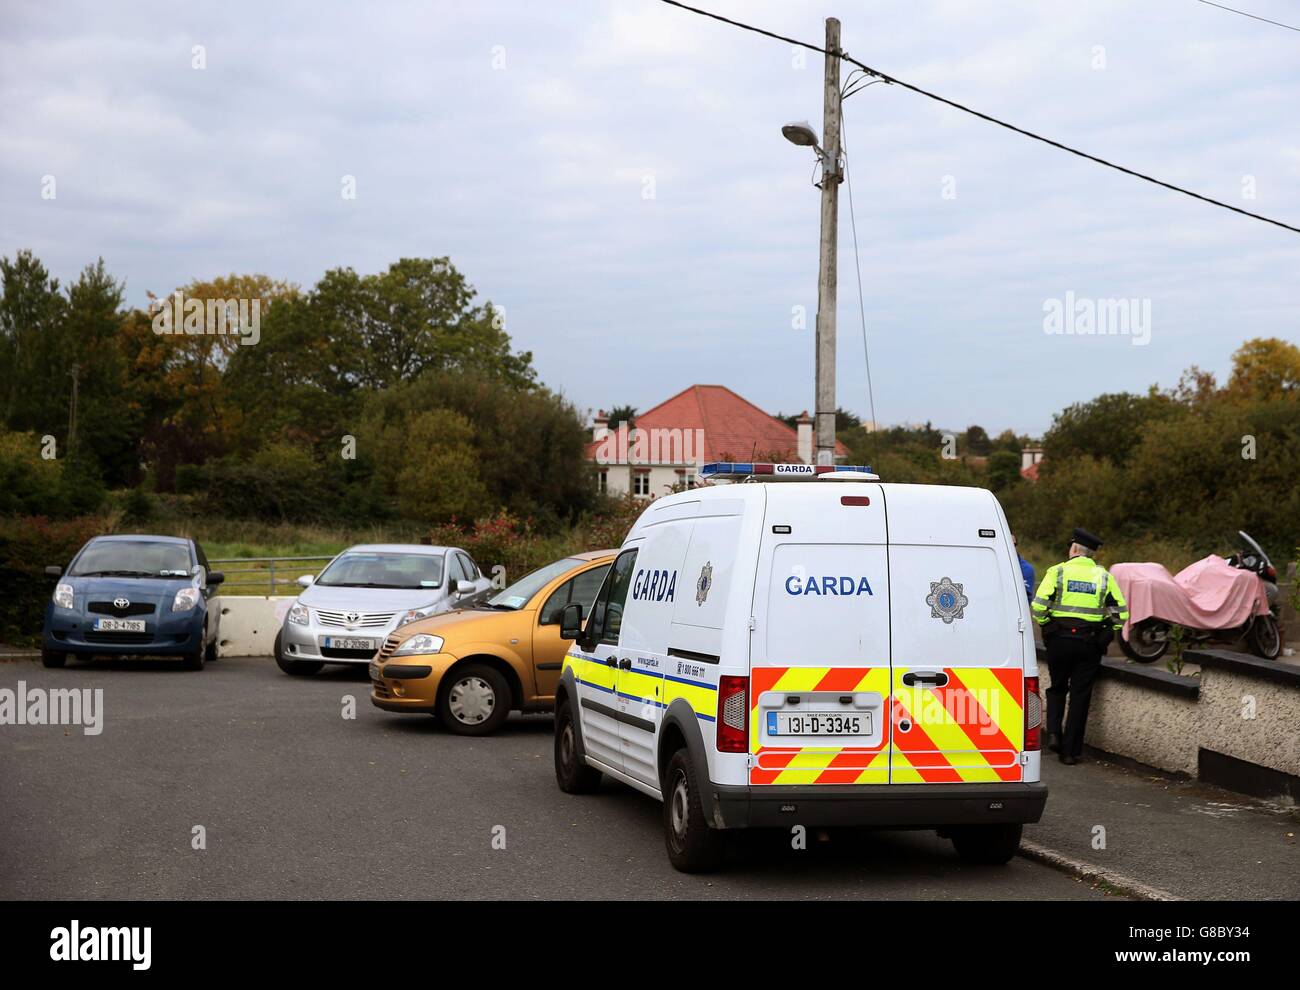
[1027,751,1300,900]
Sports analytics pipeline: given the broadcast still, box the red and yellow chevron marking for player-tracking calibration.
[749,665,1025,785]
[891,666,1023,783]
[750,666,890,785]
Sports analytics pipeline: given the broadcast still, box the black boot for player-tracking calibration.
[1046,732,1062,753]
[1060,753,1078,766]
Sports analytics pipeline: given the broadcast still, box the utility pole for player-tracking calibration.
[67,363,80,454]
[814,17,843,466]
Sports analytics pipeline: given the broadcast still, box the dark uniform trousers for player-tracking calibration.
[1044,633,1104,759]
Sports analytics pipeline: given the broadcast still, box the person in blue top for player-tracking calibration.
[1014,535,1035,601]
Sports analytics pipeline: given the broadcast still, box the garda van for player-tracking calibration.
[553,462,1047,872]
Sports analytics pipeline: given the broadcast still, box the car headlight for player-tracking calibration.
[288,603,310,626]
[392,634,444,657]
[172,586,200,612]
[399,605,439,626]
[53,583,74,610]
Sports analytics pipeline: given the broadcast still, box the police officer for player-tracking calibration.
[1031,528,1128,765]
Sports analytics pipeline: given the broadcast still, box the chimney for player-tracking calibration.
[796,411,813,465]
[592,410,610,442]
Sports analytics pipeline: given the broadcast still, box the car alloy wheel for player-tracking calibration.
[448,675,496,725]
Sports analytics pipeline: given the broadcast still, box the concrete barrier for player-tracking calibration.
[214,597,294,658]
[1038,644,1300,802]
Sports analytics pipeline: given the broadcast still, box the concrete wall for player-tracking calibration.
[214,597,293,657]
[1041,649,1300,784]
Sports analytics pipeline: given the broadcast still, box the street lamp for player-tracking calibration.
[781,120,821,152]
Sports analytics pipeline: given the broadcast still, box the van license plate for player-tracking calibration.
[93,618,146,632]
[768,711,871,736]
[324,637,375,651]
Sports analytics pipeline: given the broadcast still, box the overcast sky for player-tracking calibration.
[2,0,1296,437]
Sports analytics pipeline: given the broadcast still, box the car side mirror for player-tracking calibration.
[560,602,584,642]
[207,572,225,587]
[297,574,314,589]
[45,565,63,579]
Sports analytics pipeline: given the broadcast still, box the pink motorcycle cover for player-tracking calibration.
[1111,556,1269,639]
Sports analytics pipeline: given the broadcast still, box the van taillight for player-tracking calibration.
[717,676,748,753]
[1024,676,1042,752]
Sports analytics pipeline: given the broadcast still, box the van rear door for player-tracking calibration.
[884,487,1026,783]
[750,483,891,786]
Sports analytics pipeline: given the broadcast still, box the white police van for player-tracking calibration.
[554,462,1046,872]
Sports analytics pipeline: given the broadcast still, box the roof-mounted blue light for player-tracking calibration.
[699,462,877,479]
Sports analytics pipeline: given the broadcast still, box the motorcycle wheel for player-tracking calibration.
[1247,614,1282,661]
[1119,619,1168,663]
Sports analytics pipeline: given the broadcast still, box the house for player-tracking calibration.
[1020,444,1044,482]
[588,384,848,499]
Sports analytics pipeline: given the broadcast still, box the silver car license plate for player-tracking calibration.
[93,618,146,632]
[324,636,376,651]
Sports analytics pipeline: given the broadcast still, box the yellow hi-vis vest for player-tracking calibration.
[1031,555,1129,628]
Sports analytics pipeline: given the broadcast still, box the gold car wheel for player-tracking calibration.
[447,675,496,725]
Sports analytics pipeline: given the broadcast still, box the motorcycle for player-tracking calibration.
[1115,531,1283,664]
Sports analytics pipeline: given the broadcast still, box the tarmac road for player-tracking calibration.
[0,655,1118,900]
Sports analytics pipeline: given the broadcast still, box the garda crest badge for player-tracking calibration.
[925,577,968,624]
[696,562,713,606]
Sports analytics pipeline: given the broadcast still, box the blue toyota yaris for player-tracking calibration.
[42,535,225,670]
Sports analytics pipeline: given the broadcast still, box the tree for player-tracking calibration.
[986,449,1022,491]
[1042,391,1179,468]
[606,405,637,430]
[0,251,66,434]
[1226,337,1300,403]
[964,425,991,456]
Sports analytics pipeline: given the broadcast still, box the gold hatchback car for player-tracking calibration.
[370,550,615,734]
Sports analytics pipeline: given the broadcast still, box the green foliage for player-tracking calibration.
[986,449,1022,492]
[0,515,104,644]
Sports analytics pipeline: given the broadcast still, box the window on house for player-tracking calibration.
[597,471,608,493]
[632,473,650,496]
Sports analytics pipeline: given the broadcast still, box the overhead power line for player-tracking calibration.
[1195,0,1300,33]
[657,0,1300,235]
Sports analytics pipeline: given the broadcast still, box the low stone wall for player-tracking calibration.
[1037,645,1300,800]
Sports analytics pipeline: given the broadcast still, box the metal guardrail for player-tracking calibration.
[209,556,334,596]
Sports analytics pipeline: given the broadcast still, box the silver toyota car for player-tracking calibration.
[274,544,492,676]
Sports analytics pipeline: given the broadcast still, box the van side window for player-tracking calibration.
[588,551,638,646]
[457,553,480,580]
[540,564,612,626]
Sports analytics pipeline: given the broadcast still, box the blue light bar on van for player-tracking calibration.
[699,462,875,478]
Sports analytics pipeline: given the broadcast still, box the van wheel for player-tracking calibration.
[41,649,67,668]
[438,663,510,736]
[949,823,1022,865]
[554,698,601,793]
[205,637,219,664]
[663,748,724,873]
[274,632,322,676]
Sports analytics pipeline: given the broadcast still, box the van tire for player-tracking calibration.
[663,748,724,873]
[554,699,601,793]
[274,632,323,676]
[438,663,511,736]
[949,823,1022,865]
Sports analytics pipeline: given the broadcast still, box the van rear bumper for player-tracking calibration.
[711,781,1048,829]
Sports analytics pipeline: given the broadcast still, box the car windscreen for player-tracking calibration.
[315,552,444,589]
[70,541,193,578]
[485,557,581,610]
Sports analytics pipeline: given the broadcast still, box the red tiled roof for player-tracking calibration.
[1020,461,1041,482]
[586,384,847,463]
